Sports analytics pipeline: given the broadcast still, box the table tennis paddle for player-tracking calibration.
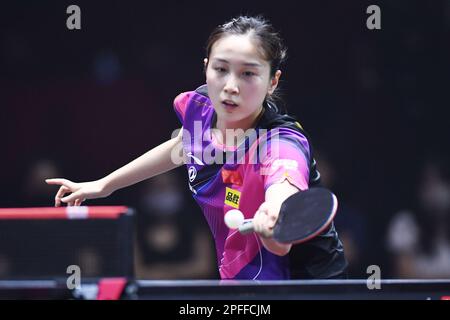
[238,187,338,244]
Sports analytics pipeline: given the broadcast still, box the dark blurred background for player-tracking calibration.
[1,0,449,279]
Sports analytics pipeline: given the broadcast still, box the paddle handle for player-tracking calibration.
[238,220,254,234]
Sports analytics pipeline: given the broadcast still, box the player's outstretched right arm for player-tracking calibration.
[46,129,184,207]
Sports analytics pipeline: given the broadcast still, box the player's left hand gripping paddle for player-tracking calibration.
[238,187,338,244]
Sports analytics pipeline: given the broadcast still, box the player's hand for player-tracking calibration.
[45,178,111,207]
[251,202,280,238]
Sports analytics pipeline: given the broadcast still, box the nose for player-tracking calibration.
[224,75,239,95]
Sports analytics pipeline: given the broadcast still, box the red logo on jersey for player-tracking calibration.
[221,169,242,185]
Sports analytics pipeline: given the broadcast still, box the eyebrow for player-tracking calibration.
[212,58,263,68]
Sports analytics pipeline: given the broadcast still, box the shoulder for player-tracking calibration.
[174,85,211,109]
[265,124,311,162]
[173,85,213,125]
[194,84,208,97]
[259,105,309,143]
[264,107,313,160]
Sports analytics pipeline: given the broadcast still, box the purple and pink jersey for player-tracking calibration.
[173,86,312,280]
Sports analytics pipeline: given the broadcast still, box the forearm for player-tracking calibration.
[259,180,299,256]
[101,132,183,194]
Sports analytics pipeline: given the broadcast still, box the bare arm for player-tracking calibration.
[46,129,184,206]
[252,180,300,256]
[101,129,184,195]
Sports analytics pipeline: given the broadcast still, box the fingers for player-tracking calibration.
[256,202,278,228]
[257,202,270,212]
[54,191,85,207]
[46,178,90,207]
[74,199,85,206]
[267,213,277,228]
[46,178,74,188]
[61,190,82,205]
[252,210,264,233]
[68,198,85,207]
[47,178,79,207]
[252,209,274,238]
[55,185,70,207]
[252,201,279,238]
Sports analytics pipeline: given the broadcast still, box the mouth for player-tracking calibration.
[222,100,239,108]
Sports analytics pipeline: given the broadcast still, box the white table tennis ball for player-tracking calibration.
[224,209,244,229]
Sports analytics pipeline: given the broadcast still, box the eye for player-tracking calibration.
[214,67,227,73]
[243,71,256,77]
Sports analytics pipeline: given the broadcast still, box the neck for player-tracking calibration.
[213,106,264,147]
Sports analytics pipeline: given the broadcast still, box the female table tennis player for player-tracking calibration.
[46,16,347,280]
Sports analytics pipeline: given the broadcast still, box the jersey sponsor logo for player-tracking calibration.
[186,152,204,165]
[260,159,299,176]
[225,187,241,209]
[221,169,243,185]
[180,123,280,165]
[192,98,209,107]
[188,183,197,195]
[188,166,197,182]
[273,159,298,170]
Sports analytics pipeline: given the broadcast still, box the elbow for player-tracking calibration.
[267,242,292,256]
[277,244,292,256]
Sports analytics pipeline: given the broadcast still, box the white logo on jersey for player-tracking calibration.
[188,166,197,182]
[272,159,298,170]
[259,159,299,176]
[186,152,204,165]
[188,183,197,195]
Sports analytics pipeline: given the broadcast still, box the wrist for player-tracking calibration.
[99,176,114,196]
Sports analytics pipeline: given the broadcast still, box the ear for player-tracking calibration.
[203,58,209,77]
[268,70,282,95]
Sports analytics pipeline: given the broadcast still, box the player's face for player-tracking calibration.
[205,34,280,129]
